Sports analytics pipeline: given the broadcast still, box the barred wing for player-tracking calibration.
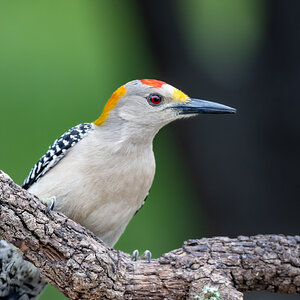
[22,123,93,189]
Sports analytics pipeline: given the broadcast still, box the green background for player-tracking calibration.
[2,1,297,300]
[0,1,202,298]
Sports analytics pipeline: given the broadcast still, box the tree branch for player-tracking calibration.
[0,170,299,299]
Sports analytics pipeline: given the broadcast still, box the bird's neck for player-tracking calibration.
[93,120,159,148]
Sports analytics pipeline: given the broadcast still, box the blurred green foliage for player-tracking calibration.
[179,0,265,83]
[0,1,202,298]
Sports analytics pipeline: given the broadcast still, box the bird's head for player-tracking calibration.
[94,79,236,137]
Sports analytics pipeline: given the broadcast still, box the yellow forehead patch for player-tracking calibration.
[173,88,189,103]
[94,85,127,126]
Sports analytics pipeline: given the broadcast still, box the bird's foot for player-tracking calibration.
[132,249,139,261]
[141,250,152,262]
[40,196,56,213]
[132,249,152,263]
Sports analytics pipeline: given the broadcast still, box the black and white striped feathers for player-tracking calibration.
[0,123,93,299]
[22,123,93,190]
[0,240,46,299]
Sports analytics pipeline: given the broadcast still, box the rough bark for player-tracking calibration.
[0,170,299,299]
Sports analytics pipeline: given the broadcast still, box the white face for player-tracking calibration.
[115,80,190,128]
[94,79,236,138]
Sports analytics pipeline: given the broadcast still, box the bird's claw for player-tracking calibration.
[40,196,56,213]
[131,249,152,263]
[132,249,139,261]
[141,250,152,263]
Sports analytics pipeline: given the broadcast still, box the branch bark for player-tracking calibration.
[0,170,299,299]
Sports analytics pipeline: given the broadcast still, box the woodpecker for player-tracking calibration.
[0,79,235,299]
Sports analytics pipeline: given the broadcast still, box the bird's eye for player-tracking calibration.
[147,94,163,106]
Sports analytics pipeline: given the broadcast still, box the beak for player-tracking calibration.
[172,98,236,114]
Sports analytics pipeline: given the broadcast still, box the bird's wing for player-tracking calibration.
[22,123,93,190]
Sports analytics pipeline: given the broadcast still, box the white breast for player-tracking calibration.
[28,129,156,247]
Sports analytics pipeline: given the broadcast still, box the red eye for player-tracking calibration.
[147,94,163,106]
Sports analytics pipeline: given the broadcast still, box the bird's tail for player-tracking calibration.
[0,239,46,300]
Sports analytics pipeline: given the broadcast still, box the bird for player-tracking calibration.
[0,239,45,300]
[0,79,236,299]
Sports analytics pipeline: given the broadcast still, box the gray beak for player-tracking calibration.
[172,98,236,114]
